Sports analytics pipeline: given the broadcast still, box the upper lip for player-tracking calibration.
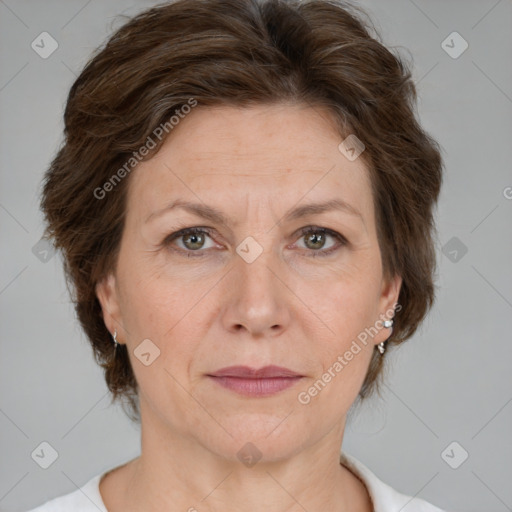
[207,365,302,378]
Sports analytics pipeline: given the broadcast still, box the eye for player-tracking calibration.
[163,225,347,258]
[163,227,217,257]
[294,226,347,258]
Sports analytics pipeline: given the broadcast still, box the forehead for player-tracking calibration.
[126,103,374,223]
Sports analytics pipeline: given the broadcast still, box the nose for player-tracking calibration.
[220,242,291,338]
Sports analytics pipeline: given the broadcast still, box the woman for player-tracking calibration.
[28,0,447,510]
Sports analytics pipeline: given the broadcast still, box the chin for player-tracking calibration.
[195,412,313,464]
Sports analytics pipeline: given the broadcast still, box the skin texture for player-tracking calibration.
[95,103,402,512]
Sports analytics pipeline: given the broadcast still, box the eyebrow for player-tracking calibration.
[144,198,364,226]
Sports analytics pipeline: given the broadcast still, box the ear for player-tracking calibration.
[95,272,125,343]
[373,272,402,345]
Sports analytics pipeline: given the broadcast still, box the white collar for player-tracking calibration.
[340,451,445,511]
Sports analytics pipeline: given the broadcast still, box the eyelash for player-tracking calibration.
[162,226,347,259]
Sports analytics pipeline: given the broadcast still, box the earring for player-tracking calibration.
[112,329,118,357]
[377,318,394,355]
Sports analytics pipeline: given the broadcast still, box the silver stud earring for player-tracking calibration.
[377,319,394,355]
[112,329,118,357]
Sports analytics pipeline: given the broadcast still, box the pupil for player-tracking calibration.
[186,233,203,249]
[307,232,324,249]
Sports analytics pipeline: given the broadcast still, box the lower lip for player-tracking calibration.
[207,376,302,397]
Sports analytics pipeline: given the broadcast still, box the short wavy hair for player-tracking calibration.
[40,0,444,423]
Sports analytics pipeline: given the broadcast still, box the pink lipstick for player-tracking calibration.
[207,365,303,397]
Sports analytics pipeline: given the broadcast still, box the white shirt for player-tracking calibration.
[25,452,447,512]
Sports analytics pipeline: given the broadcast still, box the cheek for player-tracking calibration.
[304,265,382,337]
[119,261,220,374]
[303,302,376,411]
[118,277,202,407]
[302,271,381,381]
[120,249,196,326]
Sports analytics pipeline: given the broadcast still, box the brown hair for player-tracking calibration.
[40,0,443,423]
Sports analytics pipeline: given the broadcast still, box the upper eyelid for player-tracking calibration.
[166,225,346,249]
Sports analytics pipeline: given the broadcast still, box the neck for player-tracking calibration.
[107,412,371,512]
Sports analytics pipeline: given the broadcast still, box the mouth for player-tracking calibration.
[206,365,304,397]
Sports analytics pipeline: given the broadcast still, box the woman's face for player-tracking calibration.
[96,103,401,462]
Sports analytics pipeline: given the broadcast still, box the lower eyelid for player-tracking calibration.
[297,230,342,246]
[165,227,347,256]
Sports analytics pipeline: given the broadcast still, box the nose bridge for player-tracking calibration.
[236,230,281,303]
[222,231,290,336]
[232,196,281,294]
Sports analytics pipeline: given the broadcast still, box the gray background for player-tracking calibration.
[1,1,511,511]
